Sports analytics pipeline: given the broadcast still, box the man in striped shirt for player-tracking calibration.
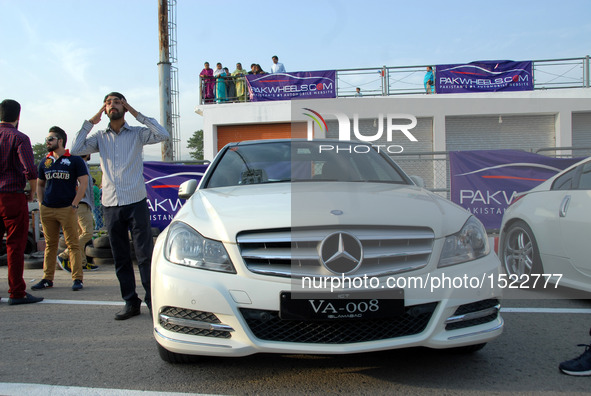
[71,92,169,320]
[0,99,43,305]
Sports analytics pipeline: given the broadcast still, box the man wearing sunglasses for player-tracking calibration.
[71,92,169,320]
[0,99,43,305]
[32,127,88,292]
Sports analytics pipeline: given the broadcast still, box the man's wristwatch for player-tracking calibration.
[71,204,79,209]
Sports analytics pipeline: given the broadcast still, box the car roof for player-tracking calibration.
[552,155,591,178]
[528,155,591,192]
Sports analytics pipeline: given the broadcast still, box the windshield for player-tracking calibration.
[204,140,411,188]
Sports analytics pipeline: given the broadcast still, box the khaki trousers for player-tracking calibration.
[40,205,83,281]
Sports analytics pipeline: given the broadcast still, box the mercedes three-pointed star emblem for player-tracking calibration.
[318,232,363,274]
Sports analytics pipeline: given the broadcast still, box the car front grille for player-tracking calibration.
[240,302,437,343]
[159,306,232,338]
[237,226,434,278]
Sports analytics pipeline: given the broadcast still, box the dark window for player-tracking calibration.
[577,161,591,190]
[552,168,576,191]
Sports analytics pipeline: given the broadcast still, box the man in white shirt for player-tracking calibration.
[72,92,170,321]
[270,55,286,74]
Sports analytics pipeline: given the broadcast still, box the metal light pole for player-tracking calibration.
[158,0,173,161]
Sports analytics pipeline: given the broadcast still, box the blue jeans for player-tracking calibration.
[103,199,152,308]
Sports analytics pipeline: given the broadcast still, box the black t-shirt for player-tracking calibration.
[38,152,88,208]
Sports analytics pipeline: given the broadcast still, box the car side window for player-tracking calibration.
[577,162,591,190]
[551,168,576,191]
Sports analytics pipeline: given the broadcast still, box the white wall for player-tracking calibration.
[196,88,591,161]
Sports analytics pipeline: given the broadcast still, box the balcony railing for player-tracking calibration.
[199,56,590,104]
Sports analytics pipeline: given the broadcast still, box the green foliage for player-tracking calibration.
[187,129,204,160]
[32,142,47,165]
[87,165,103,188]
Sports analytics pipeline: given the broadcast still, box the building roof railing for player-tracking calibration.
[199,56,590,104]
[337,56,590,97]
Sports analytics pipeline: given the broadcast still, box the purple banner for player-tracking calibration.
[450,150,581,230]
[144,162,209,230]
[436,60,533,93]
[246,70,336,101]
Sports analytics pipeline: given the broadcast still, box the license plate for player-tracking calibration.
[279,290,404,321]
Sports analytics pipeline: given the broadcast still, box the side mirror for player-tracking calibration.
[178,179,199,199]
[409,175,425,188]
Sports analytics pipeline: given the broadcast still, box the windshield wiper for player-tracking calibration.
[262,179,291,184]
[351,180,407,184]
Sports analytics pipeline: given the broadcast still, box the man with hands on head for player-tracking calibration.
[71,92,170,320]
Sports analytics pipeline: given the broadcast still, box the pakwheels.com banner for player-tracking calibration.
[246,70,336,102]
[143,162,209,230]
[436,60,533,93]
[449,150,581,230]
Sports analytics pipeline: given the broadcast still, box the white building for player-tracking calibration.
[195,58,591,192]
[197,89,591,160]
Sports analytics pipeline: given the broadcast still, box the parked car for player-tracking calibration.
[499,156,591,291]
[152,139,503,362]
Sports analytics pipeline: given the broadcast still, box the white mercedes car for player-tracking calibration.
[499,156,591,292]
[152,139,503,363]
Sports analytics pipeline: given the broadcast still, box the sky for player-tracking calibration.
[1,0,590,160]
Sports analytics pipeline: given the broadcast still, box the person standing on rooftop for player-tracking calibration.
[270,55,286,74]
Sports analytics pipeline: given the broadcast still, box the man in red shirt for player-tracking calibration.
[0,99,43,305]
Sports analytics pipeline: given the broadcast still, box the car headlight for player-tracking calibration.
[164,222,235,273]
[438,216,490,267]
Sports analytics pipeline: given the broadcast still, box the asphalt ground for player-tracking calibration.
[2,265,591,395]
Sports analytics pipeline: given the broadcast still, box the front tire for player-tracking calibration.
[501,220,543,282]
[157,343,202,364]
[444,343,487,354]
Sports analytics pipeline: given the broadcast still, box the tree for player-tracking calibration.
[187,129,204,161]
[32,142,47,165]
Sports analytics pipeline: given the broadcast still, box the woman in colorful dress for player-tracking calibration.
[232,63,249,102]
[199,62,215,103]
[213,63,227,103]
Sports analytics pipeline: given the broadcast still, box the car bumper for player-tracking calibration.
[152,245,503,357]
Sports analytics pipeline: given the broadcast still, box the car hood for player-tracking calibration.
[172,182,471,243]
